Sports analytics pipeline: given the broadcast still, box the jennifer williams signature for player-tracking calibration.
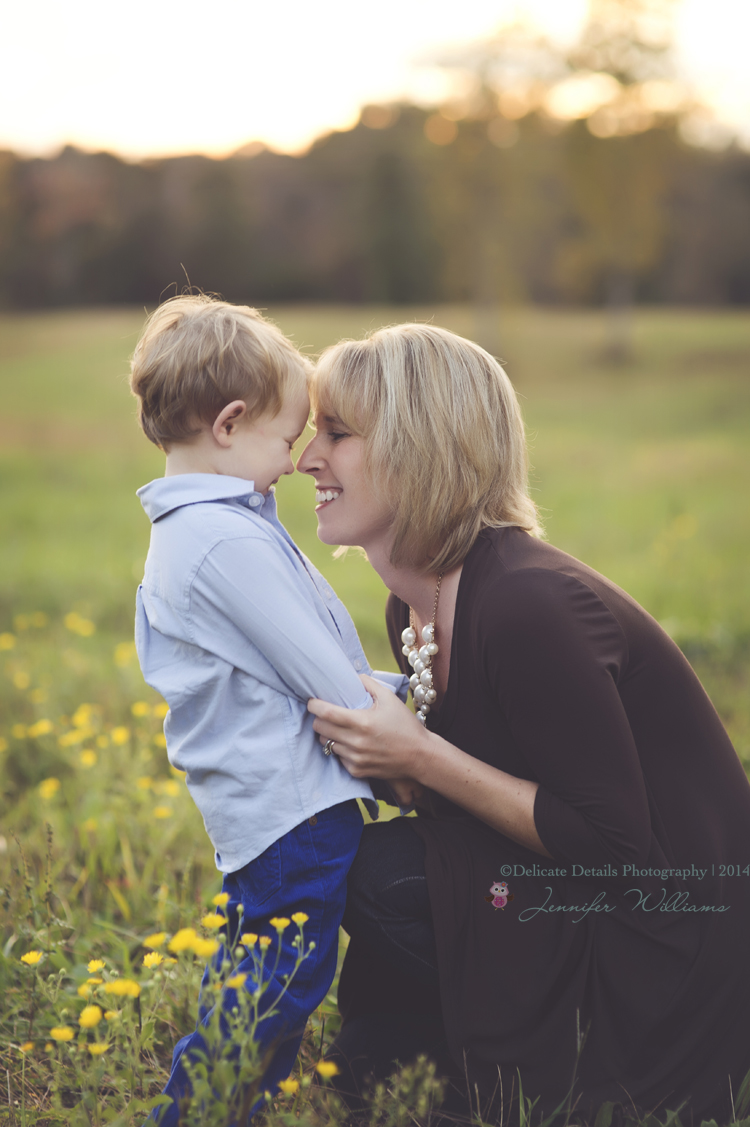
[517,887,730,924]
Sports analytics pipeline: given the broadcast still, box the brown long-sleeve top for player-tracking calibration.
[384,527,750,1123]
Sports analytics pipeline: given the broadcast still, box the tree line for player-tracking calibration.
[1,107,748,313]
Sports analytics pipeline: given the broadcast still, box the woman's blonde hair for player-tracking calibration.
[130,294,310,449]
[312,323,542,573]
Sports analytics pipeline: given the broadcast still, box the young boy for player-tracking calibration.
[129,295,406,1124]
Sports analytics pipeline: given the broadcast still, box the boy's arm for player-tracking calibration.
[189,535,375,711]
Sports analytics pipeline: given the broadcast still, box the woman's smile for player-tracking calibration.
[315,488,343,509]
[297,413,393,553]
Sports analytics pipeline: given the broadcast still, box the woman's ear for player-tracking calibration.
[212,400,247,447]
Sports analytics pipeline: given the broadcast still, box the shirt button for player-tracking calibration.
[324,588,332,599]
[248,496,261,507]
[308,815,318,826]
[354,659,362,671]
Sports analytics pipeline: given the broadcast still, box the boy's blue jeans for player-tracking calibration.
[150,800,364,1126]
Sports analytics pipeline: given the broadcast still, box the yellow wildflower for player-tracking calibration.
[72,704,94,728]
[113,641,136,667]
[19,1041,34,1053]
[28,719,53,738]
[0,632,16,650]
[29,688,47,703]
[278,1079,300,1096]
[79,1005,102,1029]
[168,928,197,953]
[159,779,180,797]
[269,917,290,931]
[143,952,163,968]
[259,936,272,949]
[64,612,95,637]
[316,1061,340,1079]
[111,726,130,746]
[88,1043,109,1055]
[80,750,97,768]
[104,1011,119,1022]
[192,937,220,958]
[58,730,84,747]
[0,737,7,753]
[87,977,103,985]
[87,960,105,973]
[21,950,43,966]
[45,1042,53,1051]
[240,933,258,948]
[213,892,230,907]
[136,776,152,790]
[201,912,225,930]
[103,979,140,998]
[13,672,30,690]
[131,701,150,717]
[153,701,169,718]
[77,984,92,998]
[38,777,60,800]
[50,1027,74,1042]
[144,932,166,949]
[291,912,309,925]
[96,734,109,748]
[153,805,172,819]
[225,973,248,989]
[154,733,167,748]
[82,818,98,833]
[11,723,27,739]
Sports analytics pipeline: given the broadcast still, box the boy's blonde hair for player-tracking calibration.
[130,295,311,449]
[312,323,542,573]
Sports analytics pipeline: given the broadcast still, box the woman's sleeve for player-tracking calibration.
[483,569,652,868]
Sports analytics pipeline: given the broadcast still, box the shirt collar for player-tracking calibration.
[137,474,273,523]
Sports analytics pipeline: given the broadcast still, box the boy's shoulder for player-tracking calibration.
[140,475,281,561]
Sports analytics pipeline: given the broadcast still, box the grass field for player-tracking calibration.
[1,304,749,1123]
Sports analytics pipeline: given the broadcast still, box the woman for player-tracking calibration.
[297,324,750,1124]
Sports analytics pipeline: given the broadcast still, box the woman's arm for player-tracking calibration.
[308,676,552,857]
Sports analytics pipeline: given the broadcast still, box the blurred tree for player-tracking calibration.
[426,0,691,360]
[563,0,686,360]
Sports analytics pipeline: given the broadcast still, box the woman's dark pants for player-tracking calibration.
[328,818,468,1113]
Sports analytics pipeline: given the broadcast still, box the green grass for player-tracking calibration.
[1,304,749,1122]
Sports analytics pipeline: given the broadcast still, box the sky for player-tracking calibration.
[1,0,748,159]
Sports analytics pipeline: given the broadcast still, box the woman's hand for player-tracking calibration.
[308,673,430,781]
[310,673,551,856]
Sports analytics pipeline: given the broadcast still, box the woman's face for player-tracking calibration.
[296,412,394,554]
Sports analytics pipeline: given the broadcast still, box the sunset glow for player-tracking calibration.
[2,0,748,158]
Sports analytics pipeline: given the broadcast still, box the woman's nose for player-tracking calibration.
[296,434,323,475]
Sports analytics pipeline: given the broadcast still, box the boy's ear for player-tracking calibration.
[213,400,248,447]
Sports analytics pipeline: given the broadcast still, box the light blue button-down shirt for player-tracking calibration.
[135,474,407,874]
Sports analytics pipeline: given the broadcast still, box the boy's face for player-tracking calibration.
[229,385,310,494]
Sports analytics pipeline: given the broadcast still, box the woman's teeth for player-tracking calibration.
[316,490,342,504]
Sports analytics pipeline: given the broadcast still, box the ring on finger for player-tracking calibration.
[323,739,336,757]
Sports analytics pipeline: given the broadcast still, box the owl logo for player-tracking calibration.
[485,880,514,910]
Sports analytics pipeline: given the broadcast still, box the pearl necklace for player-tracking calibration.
[401,574,442,724]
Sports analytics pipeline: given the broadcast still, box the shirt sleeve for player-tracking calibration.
[370,670,410,702]
[189,534,373,711]
[483,569,652,869]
